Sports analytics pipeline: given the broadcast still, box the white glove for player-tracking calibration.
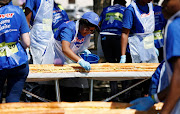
[120,55,126,63]
[82,49,91,55]
[78,59,91,71]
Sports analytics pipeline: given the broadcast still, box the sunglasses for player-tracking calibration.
[82,25,95,34]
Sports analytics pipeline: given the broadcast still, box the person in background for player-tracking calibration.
[120,0,159,101]
[52,2,69,33]
[23,0,55,102]
[25,0,54,64]
[0,0,30,103]
[153,0,167,63]
[120,0,158,63]
[99,0,126,102]
[54,12,100,101]
[127,0,180,113]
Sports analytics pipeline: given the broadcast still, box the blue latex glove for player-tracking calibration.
[128,96,155,111]
[82,49,91,55]
[155,47,159,56]
[120,55,126,63]
[78,59,91,71]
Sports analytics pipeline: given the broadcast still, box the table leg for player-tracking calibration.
[55,79,61,102]
[89,79,93,101]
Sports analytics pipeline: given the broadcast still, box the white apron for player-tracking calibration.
[164,11,180,114]
[128,1,158,63]
[54,20,91,88]
[30,0,54,64]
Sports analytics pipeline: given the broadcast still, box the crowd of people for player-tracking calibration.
[0,0,180,113]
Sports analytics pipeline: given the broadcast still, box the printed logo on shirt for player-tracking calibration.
[0,19,12,32]
[74,37,85,48]
[105,12,123,21]
[141,12,151,18]
[155,11,161,15]
[65,21,70,24]
[0,13,14,19]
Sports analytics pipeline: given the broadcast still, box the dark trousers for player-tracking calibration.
[0,62,29,103]
[101,35,121,63]
[158,47,164,63]
[101,35,121,101]
[60,86,84,102]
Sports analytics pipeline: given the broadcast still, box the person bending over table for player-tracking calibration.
[53,12,100,102]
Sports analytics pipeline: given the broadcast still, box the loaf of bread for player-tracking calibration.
[29,63,159,73]
[0,102,163,114]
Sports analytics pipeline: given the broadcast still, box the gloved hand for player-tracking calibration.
[78,59,91,71]
[127,96,156,111]
[120,55,126,63]
[155,47,159,56]
[82,49,91,55]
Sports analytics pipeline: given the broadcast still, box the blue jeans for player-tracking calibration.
[0,61,29,103]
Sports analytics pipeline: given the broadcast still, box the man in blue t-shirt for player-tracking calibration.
[120,0,159,102]
[153,0,167,63]
[0,0,30,103]
[24,0,55,102]
[25,0,54,64]
[99,0,126,102]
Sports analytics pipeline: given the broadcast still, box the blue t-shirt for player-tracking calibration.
[0,5,30,42]
[60,28,84,45]
[0,5,30,70]
[122,2,149,34]
[25,0,41,26]
[55,21,85,45]
[166,17,180,61]
[154,5,167,31]
[100,4,126,35]
[52,3,69,31]
[149,60,165,95]
[153,5,167,48]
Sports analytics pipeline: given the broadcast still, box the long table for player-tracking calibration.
[27,63,159,102]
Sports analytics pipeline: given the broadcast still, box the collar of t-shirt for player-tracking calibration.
[136,2,149,14]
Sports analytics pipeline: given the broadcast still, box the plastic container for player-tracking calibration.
[80,54,99,64]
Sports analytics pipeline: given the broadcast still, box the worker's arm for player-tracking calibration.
[161,57,180,114]
[20,33,30,49]
[25,7,32,27]
[61,40,81,62]
[156,86,169,102]
[62,40,91,71]
[121,27,130,55]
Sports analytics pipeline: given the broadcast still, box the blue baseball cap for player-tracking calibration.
[81,12,100,31]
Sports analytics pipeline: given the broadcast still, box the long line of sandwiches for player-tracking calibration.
[0,101,163,114]
[29,63,160,73]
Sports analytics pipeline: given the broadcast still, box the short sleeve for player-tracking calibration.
[166,18,180,60]
[60,28,74,43]
[25,0,35,11]
[122,8,134,29]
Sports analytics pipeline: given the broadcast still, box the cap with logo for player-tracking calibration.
[81,12,100,31]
